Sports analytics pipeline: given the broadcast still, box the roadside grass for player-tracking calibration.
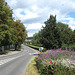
[25,57,40,75]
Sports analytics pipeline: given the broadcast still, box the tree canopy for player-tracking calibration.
[12,20,27,49]
[0,0,27,49]
[32,15,73,49]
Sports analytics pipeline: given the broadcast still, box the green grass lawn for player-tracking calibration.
[25,57,40,75]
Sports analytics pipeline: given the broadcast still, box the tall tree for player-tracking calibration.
[31,33,41,45]
[0,0,13,25]
[70,30,75,44]
[40,15,61,49]
[0,24,13,46]
[0,0,13,46]
[12,20,27,50]
[57,22,72,45]
[31,15,73,49]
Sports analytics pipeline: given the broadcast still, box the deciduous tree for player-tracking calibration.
[12,20,27,50]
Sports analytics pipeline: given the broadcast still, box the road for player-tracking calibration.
[0,44,38,75]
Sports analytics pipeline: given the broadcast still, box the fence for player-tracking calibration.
[0,44,15,51]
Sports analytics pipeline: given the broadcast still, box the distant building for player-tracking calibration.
[25,37,33,41]
[25,37,33,45]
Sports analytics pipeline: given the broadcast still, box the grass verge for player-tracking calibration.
[25,57,40,75]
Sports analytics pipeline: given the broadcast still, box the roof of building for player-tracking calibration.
[26,37,33,39]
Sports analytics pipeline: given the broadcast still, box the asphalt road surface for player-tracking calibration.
[0,44,38,75]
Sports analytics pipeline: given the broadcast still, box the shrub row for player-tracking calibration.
[61,44,75,51]
[28,45,46,52]
[33,44,43,47]
[28,45,40,50]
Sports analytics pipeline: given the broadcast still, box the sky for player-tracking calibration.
[6,0,75,37]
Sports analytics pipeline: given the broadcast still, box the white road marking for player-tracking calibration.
[0,57,18,66]
[0,54,24,66]
[29,53,38,55]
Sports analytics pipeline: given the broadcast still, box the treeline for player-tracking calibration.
[32,15,75,49]
[0,0,27,50]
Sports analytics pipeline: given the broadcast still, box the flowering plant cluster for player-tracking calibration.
[45,60,52,64]
[35,50,75,75]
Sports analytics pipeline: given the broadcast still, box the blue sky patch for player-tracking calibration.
[28,29,40,32]
[20,11,26,15]
[41,22,44,24]
[67,12,75,18]
[57,20,69,24]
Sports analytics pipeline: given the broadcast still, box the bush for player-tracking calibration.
[35,61,75,75]
[69,44,75,49]
[28,45,40,50]
[16,45,21,51]
[28,45,47,52]
[61,44,75,51]
[42,48,46,52]
[34,44,43,47]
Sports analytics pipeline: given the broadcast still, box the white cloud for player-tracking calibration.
[13,8,24,20]
[28,33,34,37]
[68,20,75,30]
[6,0,17,9]
[27,31,39,37]
[21,10,38,20]
[27,23,45,30]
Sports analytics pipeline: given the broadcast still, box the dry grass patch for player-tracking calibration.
[25,57,40,75]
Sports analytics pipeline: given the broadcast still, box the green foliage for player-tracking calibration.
[62,44,75,50]
[0,0,27,49]
[33,44,43,47]
[31,33,41,45]
[12,20,27,50]
[32,15,73,50]
[0,0,14,46]
[28,45,40,50]
[28,45,46,52]
[57,22,72,45]
[70,30,75,44]
[68,44,75,51]
[16,45,21,51]
[42,48,46,52]
[35,50,75,75]
[0,0,13,25]
[35,62,75,75]
[0,24,12,46]
[39,15,61,49]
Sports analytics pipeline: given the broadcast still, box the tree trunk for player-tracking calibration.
[15,44,17,50]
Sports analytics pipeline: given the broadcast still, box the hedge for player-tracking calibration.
[28,45,46,52]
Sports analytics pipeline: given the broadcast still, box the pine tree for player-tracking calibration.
[41,15,60,49]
